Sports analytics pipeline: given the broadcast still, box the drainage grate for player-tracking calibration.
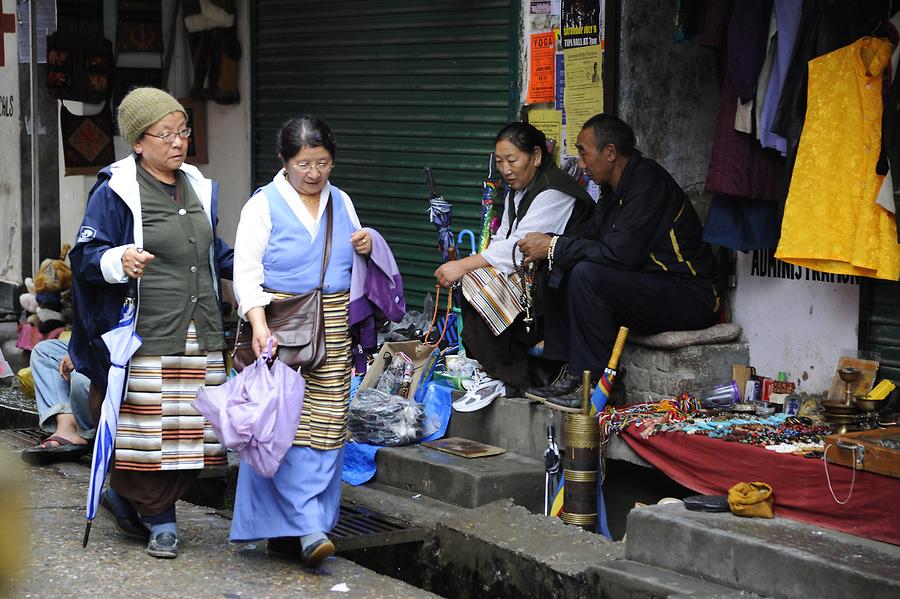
[220,501,426,553]
[331,503,426,551]
[0,427,46,447]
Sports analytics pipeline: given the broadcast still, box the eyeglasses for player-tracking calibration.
[290,161,334,174]
[144,128,192,144]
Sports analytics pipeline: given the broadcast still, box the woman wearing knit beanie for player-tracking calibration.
[69,87,234,559]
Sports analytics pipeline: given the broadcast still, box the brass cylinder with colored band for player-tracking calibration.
[561,370,600,532]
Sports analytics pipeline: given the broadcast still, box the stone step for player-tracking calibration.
[626,503,900,599]
[588,559,763,598]
[373,444,546,512]
[445,395,566,462]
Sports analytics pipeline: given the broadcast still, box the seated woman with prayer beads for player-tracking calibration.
[434,121,593,399]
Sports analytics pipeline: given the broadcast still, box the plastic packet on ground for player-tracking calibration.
[349,388,437,446]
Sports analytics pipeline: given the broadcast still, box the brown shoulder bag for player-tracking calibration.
[231,195,333,373]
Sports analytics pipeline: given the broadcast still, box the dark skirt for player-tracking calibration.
[460,298,543,394]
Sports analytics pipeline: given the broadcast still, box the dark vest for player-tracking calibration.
[504,161,594,237]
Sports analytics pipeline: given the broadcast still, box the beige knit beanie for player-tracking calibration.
[117,87,187,145]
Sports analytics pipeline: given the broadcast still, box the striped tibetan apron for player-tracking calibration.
[115,321,226,471]
[272,290,352,450]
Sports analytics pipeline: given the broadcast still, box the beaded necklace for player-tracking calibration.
[512,245,535,332]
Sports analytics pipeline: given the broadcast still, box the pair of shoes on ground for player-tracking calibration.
[20,435,90,465]
[452,371,506,413]
[527,366,628,412]
[525,364,583,408]
[101,490,176,558]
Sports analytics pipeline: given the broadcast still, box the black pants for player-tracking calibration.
[543,263,718,378]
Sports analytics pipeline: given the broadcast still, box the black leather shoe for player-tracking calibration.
[546,386,589,412]
[525,366,579,402]
[100,491,150,541]
[301,537,334,568]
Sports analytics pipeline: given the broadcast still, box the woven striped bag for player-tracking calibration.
[461,266,525,336]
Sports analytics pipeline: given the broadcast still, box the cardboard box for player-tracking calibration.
[360,340,439,401]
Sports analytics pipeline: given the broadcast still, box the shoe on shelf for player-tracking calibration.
[525,366,581,402]
[546,386,589,413]
[147,531,178,559]
[453,372,506,413]
[301,537,335,568]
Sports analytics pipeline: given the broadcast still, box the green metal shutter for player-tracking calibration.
[251,1,520,309]
[859,280,900,381]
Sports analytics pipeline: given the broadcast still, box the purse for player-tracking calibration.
[232,196,333,373]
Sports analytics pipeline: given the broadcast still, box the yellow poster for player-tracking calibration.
[527,108,563,165]
[563,45,603,154]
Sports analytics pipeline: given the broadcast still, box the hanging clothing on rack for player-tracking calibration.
[757,0,802,155]
[771,0,886,169]
[776,37,900,280]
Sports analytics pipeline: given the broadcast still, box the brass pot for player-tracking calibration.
[853,395,885,412]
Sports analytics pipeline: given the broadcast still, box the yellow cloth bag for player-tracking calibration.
[727,482,774,518]
[16,367,35,399]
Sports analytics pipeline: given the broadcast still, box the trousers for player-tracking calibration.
[31,339,94,438]
[543,262,717,378]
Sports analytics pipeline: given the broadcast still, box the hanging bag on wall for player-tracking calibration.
[231,196,333,373]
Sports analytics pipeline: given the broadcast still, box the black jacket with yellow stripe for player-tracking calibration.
[550,150,716,287]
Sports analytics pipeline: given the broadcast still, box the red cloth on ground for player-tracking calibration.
[621,424,900,545]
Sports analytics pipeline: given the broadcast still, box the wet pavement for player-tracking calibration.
[0,441,436,599]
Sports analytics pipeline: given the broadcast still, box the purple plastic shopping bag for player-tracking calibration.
[193,344,304,478]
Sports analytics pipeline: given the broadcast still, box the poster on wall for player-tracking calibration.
[527,108,563,165]
[526,31,556,104]
[561,0,601,49]
[563,44,603,154]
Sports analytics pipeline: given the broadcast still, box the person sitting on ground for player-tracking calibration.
[20,337,94,465]
[434,121,593,400]
[518,113,719,411]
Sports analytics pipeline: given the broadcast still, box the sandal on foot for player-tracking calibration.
[20,435,89,466]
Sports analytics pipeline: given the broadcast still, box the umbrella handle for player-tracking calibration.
[457,230,476,256]
[262,336,276,360]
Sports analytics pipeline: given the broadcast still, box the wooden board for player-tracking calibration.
[422,437,507,459]
[824,427,900,479]
[826,356,879,403]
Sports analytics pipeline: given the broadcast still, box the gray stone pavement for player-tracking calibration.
[0,443,435,599]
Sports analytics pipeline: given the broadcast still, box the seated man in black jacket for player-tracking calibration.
[518,114,719,410]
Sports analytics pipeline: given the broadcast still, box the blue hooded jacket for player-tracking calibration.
[69,155,233,389]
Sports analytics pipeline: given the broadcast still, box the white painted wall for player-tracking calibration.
[732,250,860,394]
[0,0,21,284]
[57,0,251,249]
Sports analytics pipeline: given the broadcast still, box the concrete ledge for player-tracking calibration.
[374,445,545,511]
[620,341,749,403]
[428,500,622,598]
[626,503,900,599]
[587,559,762,598]
[446,396,566,461]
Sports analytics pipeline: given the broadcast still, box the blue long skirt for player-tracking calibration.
[229,445,345,541]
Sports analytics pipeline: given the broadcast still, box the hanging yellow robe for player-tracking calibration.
[776,37,900,280]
